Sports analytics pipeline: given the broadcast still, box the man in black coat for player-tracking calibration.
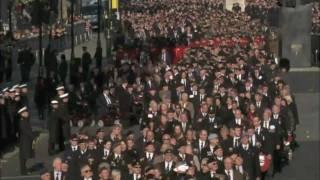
[58,93,71,151]
[235,134,261,180]
[125,161,143,180]
[17,48,35,82]
[0,94,10,143]
[81,46,92,80]
[63,135,81,180]
[159,48,172,65]
[58,54,68,85]
[116,79,132,126]
[18,106,36,175]
[50,157,67,180]
[96,87,115,118]
[94,45,103,70]
[157,149,176,179]
[48,100,61,155]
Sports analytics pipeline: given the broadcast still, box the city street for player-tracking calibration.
[0,33,319,179]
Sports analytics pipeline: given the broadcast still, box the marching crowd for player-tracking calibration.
[120,0,268,49]
[0,1,301,180]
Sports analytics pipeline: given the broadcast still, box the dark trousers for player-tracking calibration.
[19,154,27,175]
[37,105,46,121]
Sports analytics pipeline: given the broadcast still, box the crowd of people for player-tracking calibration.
[120,0,269,49]
[245,0,280,26]
[0,1,301,180]
[312,2,320,34]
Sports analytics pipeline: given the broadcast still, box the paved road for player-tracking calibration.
[0,36,319,179]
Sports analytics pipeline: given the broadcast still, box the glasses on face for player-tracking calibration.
[84,169,92,173]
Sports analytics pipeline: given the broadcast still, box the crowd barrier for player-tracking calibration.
[13,22,92,57]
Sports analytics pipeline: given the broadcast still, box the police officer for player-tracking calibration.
[18,106,36,175]
[58,93,71,151]
[48,100,61,155]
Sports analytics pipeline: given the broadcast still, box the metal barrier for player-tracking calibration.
[14,22,91,52]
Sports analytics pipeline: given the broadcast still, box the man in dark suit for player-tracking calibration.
[58,93,71,151]
[107,142,128,174]
[223,157,244,180]
[204,157,226,180]
[50,157,66,180]
[140,142,157,167]
[194,103,209,129]
[97,140,112,164]
[95,129,106,150]
[63,135,80,180]
[116,79,132,126]
[126,161,143,180]
[201,133,220,158]
[158,149,176,179]
[178,112,193,134]
[193,129,209,160]
[81,46,92,80]
[159,48,172,65]
[235,134,261,180]
[48,100,61,155]
[254,93,268,116]
[18,106,36,175]
[76,139,91,167]
[203,109,223,134]
[96,87,115,118]
[80,164,96,180]
[221,125,242,155]
[229,109,249,129]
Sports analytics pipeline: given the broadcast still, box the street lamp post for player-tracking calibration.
[60,0,63,21]
[97,0,101,46]
[8,0,14,41]
[71,0,75,60]
[105,0,112,61]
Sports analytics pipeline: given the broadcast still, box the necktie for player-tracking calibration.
[166,162,170,172]
[256,128,260,135]
[227,170,231,179]
[235,138,239,147]
[264,121,268,129]
[200,141,204,150]
[211,172,215,178]
[105,96,111,105]
[55,172,60,180]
